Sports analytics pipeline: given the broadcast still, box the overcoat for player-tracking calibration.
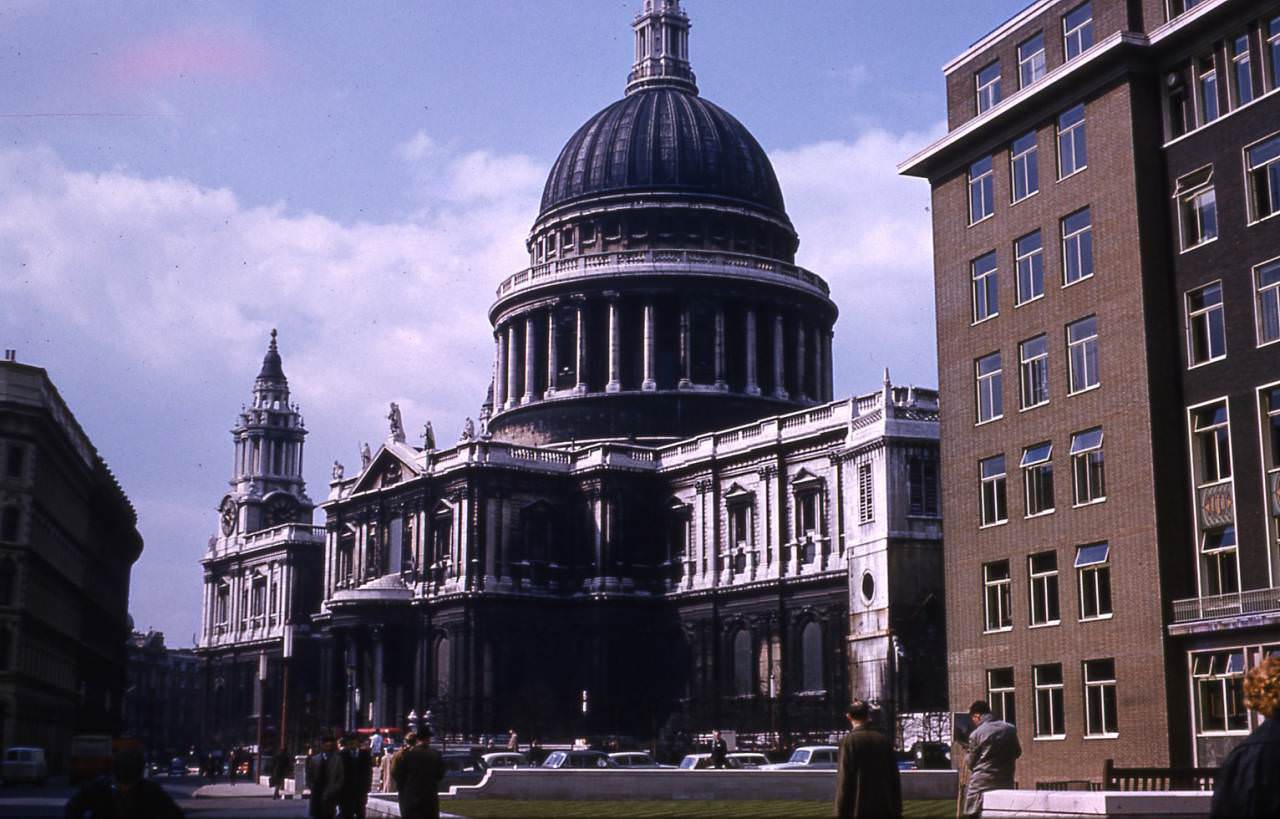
[963,714,1021,817]
[1211,717,1280,818]
[834,723,902,819]
[391,744,445,819]
[307,751,345,819]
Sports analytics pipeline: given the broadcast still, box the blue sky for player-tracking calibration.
[0,0,1028,643]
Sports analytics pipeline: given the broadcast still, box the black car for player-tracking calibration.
[910,741,952,770]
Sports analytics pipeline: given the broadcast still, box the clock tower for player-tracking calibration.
[219,329,313,541]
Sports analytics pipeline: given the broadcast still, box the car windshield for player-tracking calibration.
[787,750,811,764]
[679,756,697,769]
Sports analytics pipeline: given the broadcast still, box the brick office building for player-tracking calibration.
[901,0,1280,781]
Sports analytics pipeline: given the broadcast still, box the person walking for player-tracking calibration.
[834,700,902,819]
[506,729,519,751]
[1212,655,1280,818]
[270,746,291,798]
[65,746,184,819]
[337,735,373,819]
[710,731,728,769]
[307,735,345,819]
[391,728,445,819]
[962,700,1021,818]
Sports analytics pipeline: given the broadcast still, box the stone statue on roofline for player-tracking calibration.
[360,442,373,470]
[461,417,475,441]
[422,421,436,451]
[331,460,345,481]
[388,402,406,443]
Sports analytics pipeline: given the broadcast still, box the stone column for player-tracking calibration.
[606,296,622,393]
[505,324,519,410]
[642,301,657,391]
[714,306,727,390]
[545,310,558,398]
[813,328,824,403]
[522,314,537,404]
[823,331,834,402]
[773,314,788,399]
[679,304,692,389]
[372,628,385,729]
[795,322,808,400]
[494,331,507,411]
[745,307,760,395]
[575,303,588,394]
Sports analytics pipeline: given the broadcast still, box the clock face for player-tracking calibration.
[220,498,237,536]
[267,496,295,527]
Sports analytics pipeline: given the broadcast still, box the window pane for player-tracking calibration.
[1075,542,1110,567]
[1071,427,1103,454]
[1022,442,1052,467]
[982,455,1005,479]
[1016,231,1044,303]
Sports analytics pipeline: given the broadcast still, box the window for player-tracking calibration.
[1269,16,1280,91]
[801,621,824,693]
[972,252,999,322]
[729,503,752,548]
[215,584,229,626]
[1022,442,1055,516]
[1169,0,1207,16]
[1019,33,1047,88]
[1083,659,1118,737]
[1192,651,1248,734]
[1061,208,1093,284]
[4,445,23,479]
[1193,402,1232,485]
[1076,543,1112,620]
[980,455,1008,526]
[976,352,1004,423]
[983,561,1013,631]
[1232,35,1254,107]
[1263,387,1280,473]
[1057,105,1088,178]
[250,575,266,618]
[1015,231,1044,304]
[988,668,1016,724]
[970,157,995,223]
[1063,2,1093,60]
[1176,167,1217,250]
[1011,131,1039,202]
[1028,552,1061,626]
[1197,55,1219,124]
[1256,259,1280,345]
[795,490,819,539]
[1071,428,1106,505]
[1033,664,1066,738]
[733,629,753,696]
[1067,316,1099,392]
[1169,68,1193,139]
[1187,283,1226,366]
[857,462,874,524]
[1246,134,1280,222]
[908,457,939,517]
[1201,526,1239,596]
[1020,336,1049,409]
[976,62,1002,114]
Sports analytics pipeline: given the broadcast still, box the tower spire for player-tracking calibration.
[626,0,697,96]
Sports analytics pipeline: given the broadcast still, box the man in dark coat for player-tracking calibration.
[710,731,728,769]
[391,728,445,819]
[962,700,1021,818]
[1212,656,1280,818]
[64,747,184,819]
[337,735,374,819]
[307,735,345,819]
[834,699,902,819]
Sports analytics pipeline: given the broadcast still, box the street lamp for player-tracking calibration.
[768,671,777,751]
[256,651,267,780]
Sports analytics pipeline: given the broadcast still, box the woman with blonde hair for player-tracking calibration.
[1211,655,1280,817]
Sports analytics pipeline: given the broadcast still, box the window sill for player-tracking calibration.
[1071,497,1107,508]
[1083,733,1119,740]
[971,314,1000,327]
[1196,730,1251,738]
[1248,210,1280,228]
[976,416,1005,427]
[1187,355,1227,371]
[1033,735,1067,742]
[1079,613,1114,623]
[1179,236,1218,255]
[979,520,1009,530]
[1258,337,1280,349]
[970,213,996,228]
[1062,273,1095,289]
[1019,401,1050,413]
[1024,510,1056,519]
[1058,165,1088,183]
[983,627,1014,635]
[1015,294,1045,309]
[1028,621,1061,630]
[1011,190,1041,207]
[1068,383,1101,398]
[1163,85,1280,148]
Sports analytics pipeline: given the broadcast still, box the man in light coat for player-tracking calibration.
[963,700,1021,818]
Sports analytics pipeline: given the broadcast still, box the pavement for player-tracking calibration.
[0,775,309,817]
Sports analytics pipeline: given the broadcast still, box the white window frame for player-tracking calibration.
[1061,208,1093,285]
[1174,166,1217,252]
[976,352,1003,425]
[1071,428,1106,506]
[1245,131,1280,224]
[1028,551,1061,627]
[987,668,1016,723]
[1255,257,1280,347]
[1200,526,1240,597]
[1057,105,1088,179]
[1063,2,1093,62]
[1019,335,1050,410]
[1196,54,1220,125]
[1010,131,1039,203]
[976,62,1002,114]
[857,461,874,524]
[983,561,1013,632]
[1083,659,1119,738]
[1191,650,1249,736]
[1192,400,1233,487]
[1022,442,1055,517]
[1033,664,1066,739]
[980,455,1008,528]
[729,502,753,549]
[970,157,996,224]
[1066,316,1099,394]
[972,252,999,323]
[1186,281,1227,367]
[1076,543,1112,621]
[1167,0,1208,19]
[1231,33,1254,107]
[1268,16,1280,93]
[1015,230,1045,305]
[1018,33,1047,89]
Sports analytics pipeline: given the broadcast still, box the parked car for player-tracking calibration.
[677,753,757,770]
[759,745,839,770]
[2,747,47,784]
[441,752,488,788]
[910,741,951,770]
[727,752,770,769]
[542,750,617,769]
[608,751,671,768]
[481,751,531,769]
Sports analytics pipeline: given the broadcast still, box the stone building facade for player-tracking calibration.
[0,351,142,771]
[123,629,205,761]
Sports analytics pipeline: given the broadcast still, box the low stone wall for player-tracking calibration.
[364,767,954,812]
[982,789,1213,818]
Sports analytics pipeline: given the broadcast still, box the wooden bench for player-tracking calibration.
[1102,759,1217,791]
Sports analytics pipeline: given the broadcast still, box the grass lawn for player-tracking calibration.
[442,799,955,818]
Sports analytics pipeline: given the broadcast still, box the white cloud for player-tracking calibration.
[771,125,944,393]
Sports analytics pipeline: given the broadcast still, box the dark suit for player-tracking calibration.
[710,738,728,768]
[834,723,902,819]
[1212,717,1280,818]
[307,751,345,819]
[338,748,373,819]
[391,745,445,819]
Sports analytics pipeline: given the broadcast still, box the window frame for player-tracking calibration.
[1231,33,1254,108]
[857,461,875,524]
[1245,131,1280,224]
[976,61,1002,114]
[972,251,1000,324]
[1061,207,1094,285]
[1082,658,1119,738]
[1028,551,1061,628]
[1018,32,1047,89]
[1019,335,1050,410]
[1057,104,1088,179]
[976,352,1004,425]
[1022,441,1055,517]
[1174,166,1218,252]
[1015,230,1045,306]
[987,667,1017,724]
[970,156,996,224]
[1196,53,1220,126]
[1191,650,1249,736]
[1255,256,1280,347]
[1186,281,1227,368]
[1066,315,1100,394]
[1062,2,1094,62]
[1033,663,1067,739]
[1011,131,1040,203]
[980,455,1009,528]
[1070,427,1106,506]
[983,560,1013,633]
[1268,15,1280,93]
[1200,526,1241,597]
[1076,542,1113,621]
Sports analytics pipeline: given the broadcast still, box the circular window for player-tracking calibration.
[861,571,876,604]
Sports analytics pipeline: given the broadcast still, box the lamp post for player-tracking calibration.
[768,671,777,751]
[256,651,267,780]
[279,626,293,754]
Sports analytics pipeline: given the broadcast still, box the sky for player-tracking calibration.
[0,0,1030,644]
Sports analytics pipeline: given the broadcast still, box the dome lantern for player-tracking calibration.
[626,0,697,96]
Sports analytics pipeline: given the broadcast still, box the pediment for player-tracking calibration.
[724,482,755,502]
[790,468,824,488]
[352,445,422,494]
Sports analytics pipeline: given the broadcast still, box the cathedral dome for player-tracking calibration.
[539,88,787,219]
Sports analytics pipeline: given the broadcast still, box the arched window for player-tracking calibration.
[732,629,753,696]
[801,621,824,693]
[0,508,18,543]
[435,635,451,699]
[0,558,13,606]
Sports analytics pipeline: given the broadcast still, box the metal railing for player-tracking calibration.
[1171,586,1280,623]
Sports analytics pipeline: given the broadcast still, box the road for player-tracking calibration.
[0,775,309,818]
